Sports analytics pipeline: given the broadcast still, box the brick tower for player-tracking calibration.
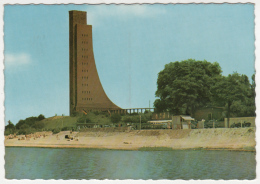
[69,10,121,115]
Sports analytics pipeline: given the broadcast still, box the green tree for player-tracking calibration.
[229,100,247,117]
[154,59,222,115]
[122,113,151,124]
[6,120,15,129]
[20,124,30,129]
[246,74,256,116]
[122,115,133,123]
[5,120,15,135]
[52,128,61,134]
[15,119,26,129]
[32,121,45,130]
[212,72,252,126]
[15,117,37,129]
[140,114,148,123]
[227,74,255,117]
[38,114,45,121]
[110,113,122,124]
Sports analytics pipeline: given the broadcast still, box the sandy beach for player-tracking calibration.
[5,128,256,151]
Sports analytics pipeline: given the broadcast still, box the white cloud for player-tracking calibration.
[86,5,166,25]
[5,52,32,66]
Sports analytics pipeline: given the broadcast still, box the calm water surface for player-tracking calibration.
[5,147,256,180]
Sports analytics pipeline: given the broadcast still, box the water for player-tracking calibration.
[5,147,256,180]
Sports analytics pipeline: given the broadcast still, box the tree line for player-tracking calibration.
[5,114,45,135]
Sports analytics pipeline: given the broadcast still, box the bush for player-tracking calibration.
[61,127,73,131]
[93,111,99,115]
[4,129,13,136]
[131,112,138,116]
[17,129,27,135]
[122,113,151,124]
[110,114,121,123]
[17,128,36,135]
[122,115,133,123]
[52,128,61,134]
[32,121,44,130]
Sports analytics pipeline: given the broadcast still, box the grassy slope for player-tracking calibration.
[41,112,113,130]
[84,112,112,125]
[41,116,78,129]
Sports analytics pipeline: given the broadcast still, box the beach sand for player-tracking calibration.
[5,128,256,151]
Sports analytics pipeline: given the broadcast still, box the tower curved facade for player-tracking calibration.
[69,10,121,115]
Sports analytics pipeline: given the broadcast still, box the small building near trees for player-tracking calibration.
[172,115,195,129]
[192,106,225,121]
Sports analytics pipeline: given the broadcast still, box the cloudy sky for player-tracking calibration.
[4,4,255,124]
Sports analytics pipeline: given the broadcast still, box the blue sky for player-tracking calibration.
[4,4,255,125]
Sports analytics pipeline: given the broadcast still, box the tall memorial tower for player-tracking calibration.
[69,10,121,115]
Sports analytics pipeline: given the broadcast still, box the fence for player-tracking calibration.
[224,117,255,128]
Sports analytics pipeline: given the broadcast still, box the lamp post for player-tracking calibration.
[140,114,141,130]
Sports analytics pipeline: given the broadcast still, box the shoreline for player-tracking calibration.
[5,128,256,152]
[5,145,256,152]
